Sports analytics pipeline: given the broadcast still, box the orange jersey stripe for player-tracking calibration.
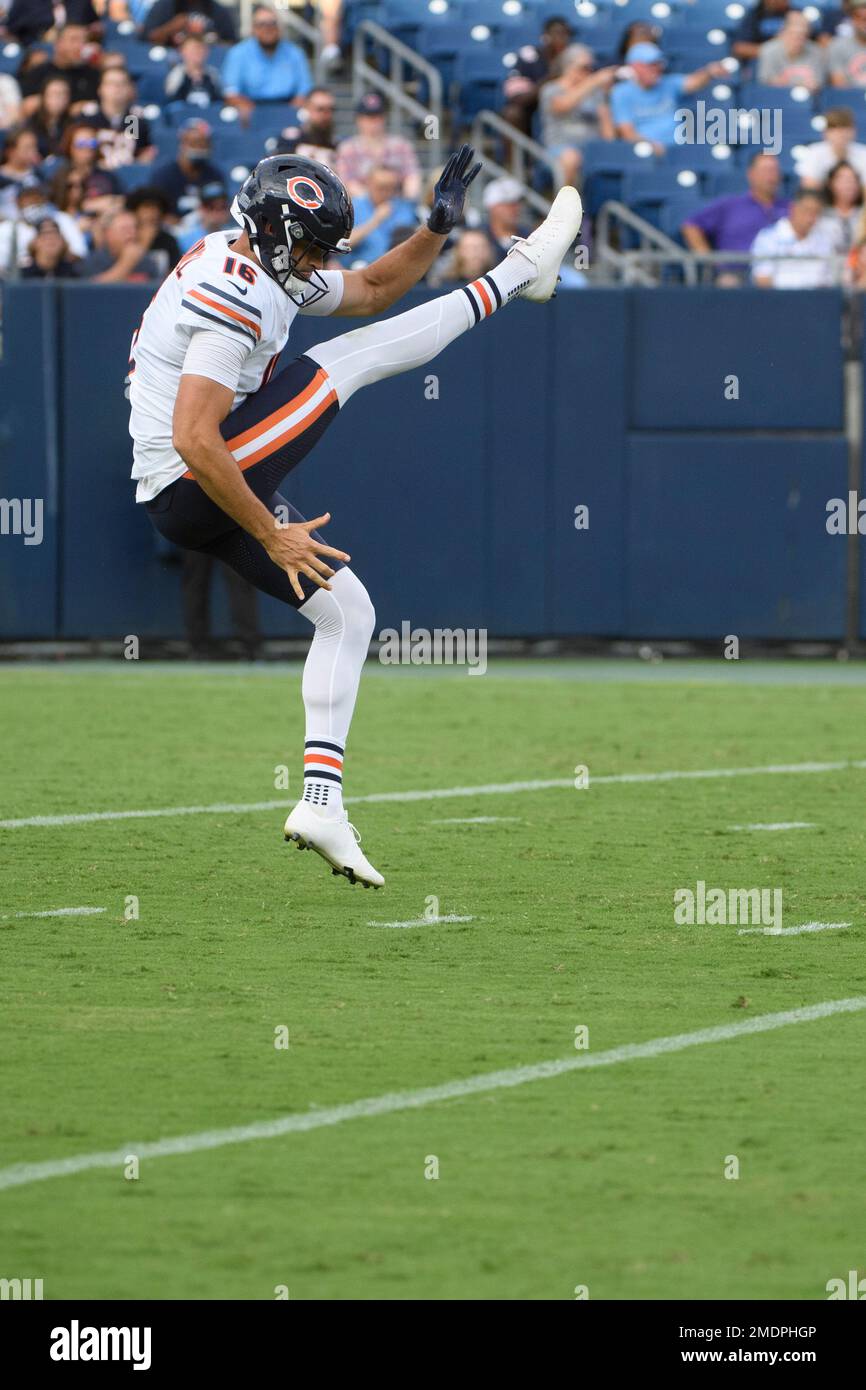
[226,369,328,451]
[187,287,261,339]
[303,753,343,770]
[474,279,493,317]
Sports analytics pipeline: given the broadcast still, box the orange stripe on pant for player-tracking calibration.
[182,370,337,478]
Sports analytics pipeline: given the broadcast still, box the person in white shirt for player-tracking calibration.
[751,189,841,286]
[796,106,866,189]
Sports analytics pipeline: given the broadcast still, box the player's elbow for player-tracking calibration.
[172,416,210,466]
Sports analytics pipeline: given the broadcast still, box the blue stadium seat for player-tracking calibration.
[114,163,159,193]
[657,190,704,241]
[454,49,508,118]
[816,86,866,117]
[134,69,173,105]
[0,42,23,75]
[738,81,816,112]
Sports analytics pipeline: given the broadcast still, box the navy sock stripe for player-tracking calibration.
[303,769,342,785]
[483,274,502,310]
[461,285,480,324]
[305,739,345,755]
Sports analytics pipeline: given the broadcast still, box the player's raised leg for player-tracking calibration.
[304,187,584,405]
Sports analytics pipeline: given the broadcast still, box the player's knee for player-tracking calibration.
[338,569,376,645]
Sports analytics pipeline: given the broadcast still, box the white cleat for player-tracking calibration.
[284,801,384,889]
[507,186,584,303]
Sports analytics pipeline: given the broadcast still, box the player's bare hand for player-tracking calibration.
[263,512,350,601]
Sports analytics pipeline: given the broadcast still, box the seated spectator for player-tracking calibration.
[80,205,160,279]
[610,44,727,154]
[0,182,87,270]
[828,2,866,86]
[751,189,840,286]
[4,0,97,47]
[19,216,81,277]
[126,186,179,275]
[757,11,826,91]
[433,227,497,286]
[221,6,312,121]
[175,177,231,251]
[733,0,793,62]
[163,35,223,107]
[48,162,98,242]
[149,117,222,218]
[56,121,122,212]
[0,125,42,216]
[84,67,156,168]
[617,21,662,64]
[143,0,236,48]
[481,176,530,257]
[24,76,72,157]
[0,73,23,131]
[682,152,788,285]
[18,25,101,115]
[797,107,866,187]
[501,14,573,139]
[335,92,420,200]
[820,159,863,249]
[272,86,336,164]
[539,44,616,189]
[348,165,417,263]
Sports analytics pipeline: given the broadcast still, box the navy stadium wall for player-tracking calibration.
[0,284,852,641]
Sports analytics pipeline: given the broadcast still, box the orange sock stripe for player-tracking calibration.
[473,279,493,317]
[186,288,261,339]
[304,753,343,770]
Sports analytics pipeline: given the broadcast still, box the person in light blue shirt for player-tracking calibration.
[610,42,726,152]
[222,5,313,116]
[348,166,418,264]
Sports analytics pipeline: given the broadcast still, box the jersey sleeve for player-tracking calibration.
[176,272,267,350]
[296,268,345,317]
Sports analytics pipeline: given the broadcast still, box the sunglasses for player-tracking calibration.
[73,137,98,149]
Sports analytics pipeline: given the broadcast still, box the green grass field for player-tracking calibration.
[2,658,865,1301]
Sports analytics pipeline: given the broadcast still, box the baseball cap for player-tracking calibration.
[181,117,212,136]
[483,176,524,209]
[200,180,227,202]
[626,42,666,64]
[356,92,385,115]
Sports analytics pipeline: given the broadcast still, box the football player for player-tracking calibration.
[128,146,582,889]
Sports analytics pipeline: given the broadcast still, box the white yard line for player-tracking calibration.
[3,759,865,831]
[369,914,475,929]
[430,816,521,825]
[728,822,816,832]
[0,907,106,920]
[738,922,852,937]
[0,997,862,1195]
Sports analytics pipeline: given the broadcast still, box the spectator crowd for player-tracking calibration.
[3,0,866,287]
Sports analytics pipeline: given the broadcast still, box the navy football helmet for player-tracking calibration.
[231,154,354,306]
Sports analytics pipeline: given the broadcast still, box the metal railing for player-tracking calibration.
[351,20,443,165]
[595,202,693,285]
[470,110,554,219]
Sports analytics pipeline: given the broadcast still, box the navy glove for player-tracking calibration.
[427,143,482,235]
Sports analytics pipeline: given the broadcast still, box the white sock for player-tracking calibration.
[297,568,375,815]
[306,247,535,406]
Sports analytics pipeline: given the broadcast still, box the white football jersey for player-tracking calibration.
[128,230,343,502]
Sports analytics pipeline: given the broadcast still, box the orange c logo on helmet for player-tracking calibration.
[286,176,325,209]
